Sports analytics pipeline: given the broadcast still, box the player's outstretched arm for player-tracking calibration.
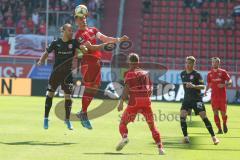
[37,51,48,66]
[96,32,129,43]
[82,41,108,52]
[204,84,210,96]
[186,83,205,90]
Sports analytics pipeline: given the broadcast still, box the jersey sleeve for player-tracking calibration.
[207,73,211,84]
[123,71,129,85]
[46,40,56,54]
[73,39,80,49]
[223,70,230,81]
[180,71,184,82]
[196,72,204,85]
[92,27,100,35]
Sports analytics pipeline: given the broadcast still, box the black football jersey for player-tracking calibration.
[180,70,204,101]
[46,38,80,72]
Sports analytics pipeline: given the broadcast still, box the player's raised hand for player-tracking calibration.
[119,35,129,42]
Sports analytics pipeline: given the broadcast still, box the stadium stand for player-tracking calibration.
[139,0,240,72]
[0,0,104,38]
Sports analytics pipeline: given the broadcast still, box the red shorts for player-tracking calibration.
[81,57,101,87]
[121,98,153,124]
[211,98,227,112]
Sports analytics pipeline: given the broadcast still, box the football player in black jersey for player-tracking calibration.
[180,56,219,145]
[37,23,82,130]
[38,23,108,130]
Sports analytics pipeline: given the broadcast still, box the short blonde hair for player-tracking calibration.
[128,53,139,63]
[186,56,196,64]
[211,57,221,63]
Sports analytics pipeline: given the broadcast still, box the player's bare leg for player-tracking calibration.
[220,111,228,133]
[64,94,73,130]
[199,111,219,145]
[213,109,223,134]
[180,109,190,143]
[43,91,54,129]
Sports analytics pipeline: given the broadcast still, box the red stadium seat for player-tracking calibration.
[169,14,175,21]
[169,8,175,14]
[210,2,216,8]
[151,28,159,34]
[169,1,175,7]
[152,14,160,20]
[177,21,184,27]
[160,1,167,6]
[168,35,175,41]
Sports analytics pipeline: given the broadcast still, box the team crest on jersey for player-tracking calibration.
[190,75,194,80]
[68,44,73,49]
[78,37,84,43]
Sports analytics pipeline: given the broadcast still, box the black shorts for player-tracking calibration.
[48,71,73,94]
[181,99,206,115]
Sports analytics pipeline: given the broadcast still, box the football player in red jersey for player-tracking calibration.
[205,57,232,134]
[116,53,165,155]
[74,5,129,129]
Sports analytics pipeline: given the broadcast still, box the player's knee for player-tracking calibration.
[199,111,207,119]
[220,111,226,116]
[64,94,71,100]
[213,110,219,115]
[47,91,54,98]
[180,110,187,117]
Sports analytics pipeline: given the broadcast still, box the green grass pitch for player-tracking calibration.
[0,96,240,160]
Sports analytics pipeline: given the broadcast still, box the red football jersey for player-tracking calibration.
[75,27,101,59]
[124,68,152,106]
[207,68,230,100]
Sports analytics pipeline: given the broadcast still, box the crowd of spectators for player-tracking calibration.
[0,0,104,39]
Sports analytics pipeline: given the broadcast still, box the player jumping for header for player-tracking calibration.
[74,4,129,129]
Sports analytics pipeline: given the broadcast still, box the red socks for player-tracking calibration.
[222,115,228,125]
[82,92,94,113]
[214,115,221,130]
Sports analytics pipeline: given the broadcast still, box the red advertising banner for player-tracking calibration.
[0,63,33,78]
[0,40,10,55]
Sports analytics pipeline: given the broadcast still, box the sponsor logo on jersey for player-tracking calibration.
[190,75,194,80]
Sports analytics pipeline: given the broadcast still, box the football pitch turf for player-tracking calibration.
[0,96,240,160]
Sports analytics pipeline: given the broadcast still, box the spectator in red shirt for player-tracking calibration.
[38,20,46,35]
[5,17,14,27]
